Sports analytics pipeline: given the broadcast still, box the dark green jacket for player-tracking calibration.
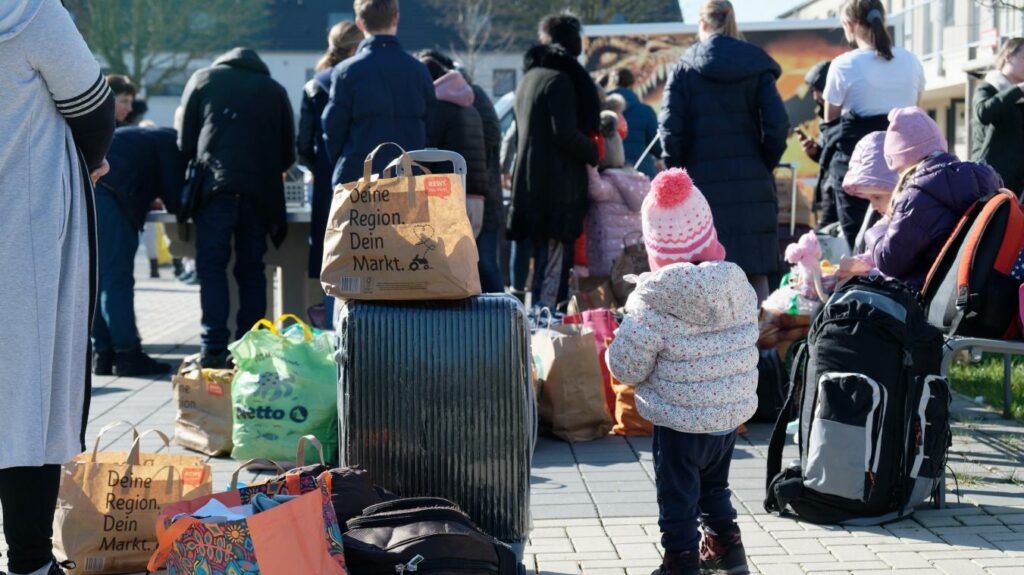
[972,82,1024,193]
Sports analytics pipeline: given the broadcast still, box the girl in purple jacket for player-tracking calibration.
[872,107,1001,290]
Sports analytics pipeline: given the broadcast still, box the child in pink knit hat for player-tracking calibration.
[642,168,726,270]
[870,107,1001,289]
[609,168,758,575]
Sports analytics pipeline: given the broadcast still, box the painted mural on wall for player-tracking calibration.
[585,27,850,227]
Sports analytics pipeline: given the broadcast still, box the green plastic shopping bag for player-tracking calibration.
[229,314,338,464]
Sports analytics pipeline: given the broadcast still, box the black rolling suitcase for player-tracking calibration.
[335,294,535,553]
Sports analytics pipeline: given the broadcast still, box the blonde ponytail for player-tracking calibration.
[700,0,743,40]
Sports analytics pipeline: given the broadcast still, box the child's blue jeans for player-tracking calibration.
[653,425,739,553]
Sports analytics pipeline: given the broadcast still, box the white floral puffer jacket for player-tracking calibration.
[606,261,759,433]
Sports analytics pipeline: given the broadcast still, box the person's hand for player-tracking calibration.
[90,159,109,184]
[836,255,873,282]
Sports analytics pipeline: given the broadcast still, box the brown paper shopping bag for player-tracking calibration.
[532,319,613,442]
[53,423,213,574]
[321,142,481,300]
[610,232,650,304]
[172,354,234,456]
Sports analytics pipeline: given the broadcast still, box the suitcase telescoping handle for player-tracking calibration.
[392,148,469,196]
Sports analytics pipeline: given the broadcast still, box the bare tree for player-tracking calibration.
[66,0,269,96]
[975,0,1024,12]
[426,0,512,78]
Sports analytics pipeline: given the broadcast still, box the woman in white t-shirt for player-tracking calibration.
[820,0,925,242]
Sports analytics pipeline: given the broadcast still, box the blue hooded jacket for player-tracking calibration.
[322,35,436,186]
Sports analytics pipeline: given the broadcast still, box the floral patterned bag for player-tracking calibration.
[147,470,346,575]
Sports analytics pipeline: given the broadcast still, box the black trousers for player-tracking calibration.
[0,465,61,574]
[654,427,738,553]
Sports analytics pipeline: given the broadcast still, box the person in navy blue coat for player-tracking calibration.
[94,126,183,376]
[659,1,789,303]
[321,0,436,187]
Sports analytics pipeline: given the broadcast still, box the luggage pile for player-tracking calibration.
[146,437,520,575]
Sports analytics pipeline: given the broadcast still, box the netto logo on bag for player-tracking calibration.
[424,176,452,198]
[235,404,310,422]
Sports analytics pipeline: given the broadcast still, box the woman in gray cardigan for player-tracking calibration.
[0,1,114,573]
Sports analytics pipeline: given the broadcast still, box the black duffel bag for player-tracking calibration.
[344,497,519,574]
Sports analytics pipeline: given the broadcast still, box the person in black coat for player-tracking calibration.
[94,127,183,377]
[509,12,600,308]
[973,37,1024,195]
[659,3,788,303]
[178,47,296,367]
[418,49,505,292]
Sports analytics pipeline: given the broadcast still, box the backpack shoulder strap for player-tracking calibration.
[765,341,808,489]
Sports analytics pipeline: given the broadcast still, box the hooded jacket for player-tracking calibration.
[873,152,1002,289]
[972,71,1024,194]
[609,88,661,178]
[425,71,489,205]
[659,34,789,275]
[298,67,335,278]
[509,44,600,243]
[606,261,759,433]
[1,0,115,468]
[470,83,504,234]
[586,167,648,276]
[179,47,296,247]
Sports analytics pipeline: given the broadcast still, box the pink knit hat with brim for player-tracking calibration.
[641,168,726,271]
[844,131,899,198]
[884,106,948,172]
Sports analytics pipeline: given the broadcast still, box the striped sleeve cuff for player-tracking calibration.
[54,73,113,119]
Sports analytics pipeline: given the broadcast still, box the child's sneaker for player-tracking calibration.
[652,550,700,575]
[700,527,749,574]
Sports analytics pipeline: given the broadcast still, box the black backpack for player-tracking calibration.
[751,349,786,423]
[343,497,519,574]
[764,277,951,525]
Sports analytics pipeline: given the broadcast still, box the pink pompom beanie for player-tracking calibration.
[884,106,948,172]
[641,168,726,271]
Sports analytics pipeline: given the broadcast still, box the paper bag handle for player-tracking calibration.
[274,314,313,342]
[294,435,326,468]
[126,429,172,465]
[360,142,413,191]
[230,458,287,491]
[90,421,139,462]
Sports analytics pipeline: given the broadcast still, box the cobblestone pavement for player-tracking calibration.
[3,258,1024,574]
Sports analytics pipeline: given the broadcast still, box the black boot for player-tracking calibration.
[652,550,700,575]
[700,526,749,575]
[149,258,160,279]
[172,257,185,277]
[200,348,232,369]
[113,348,172,377]
[92,350,114,376]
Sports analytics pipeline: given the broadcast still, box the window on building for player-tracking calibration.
[951,99,967,158]
[493,69,516,98]
[903,8,914,50]
[923,3,933,56]
[944,0,955,26]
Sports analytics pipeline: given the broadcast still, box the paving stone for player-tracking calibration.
[612,543,661,559]
[801,561,886,572]
[780,539,830,555]
[756,564,805,575]
[875,551,933,569]
[931,559,989,574]
[569,537,615,552]
[565,526,606,538]
[581,569,626,575]
[526,539,574,554]
[535,552,618,562]
[531,527,569,540]
[825,544,879,562]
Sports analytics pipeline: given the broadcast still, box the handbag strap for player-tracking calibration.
[148,515,201,572]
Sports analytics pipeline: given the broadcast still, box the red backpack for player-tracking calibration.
[921,189,1024,339]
